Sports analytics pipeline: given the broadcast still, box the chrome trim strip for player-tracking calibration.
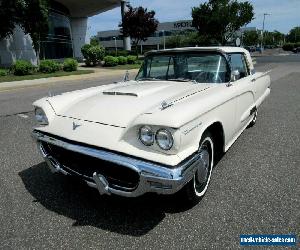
[182,122,203,135]
[32,130,200,197]
[103,91,138,97]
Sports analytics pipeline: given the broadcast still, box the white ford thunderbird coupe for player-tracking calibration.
[32,47,270,203]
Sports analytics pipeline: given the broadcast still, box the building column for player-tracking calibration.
[70,17,88,60]
[121,0,131,51]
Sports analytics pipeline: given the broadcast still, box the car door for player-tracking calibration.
[228,53,256,132]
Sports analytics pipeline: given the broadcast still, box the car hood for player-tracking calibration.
[48,80,213,128]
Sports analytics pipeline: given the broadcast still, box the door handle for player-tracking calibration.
[251,78,256,82]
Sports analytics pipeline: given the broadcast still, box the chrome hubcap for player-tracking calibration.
[196,149,210,184]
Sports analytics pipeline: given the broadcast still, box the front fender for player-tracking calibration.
[177,115,225,161]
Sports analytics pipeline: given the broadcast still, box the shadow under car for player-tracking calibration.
[19,162,195,236]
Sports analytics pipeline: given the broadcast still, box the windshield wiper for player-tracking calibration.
[168,78,198,83]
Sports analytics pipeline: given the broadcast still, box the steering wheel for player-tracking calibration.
[212,73,223,83]
[194,71,209,83]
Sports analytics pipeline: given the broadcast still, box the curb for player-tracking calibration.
[0,69,138,92]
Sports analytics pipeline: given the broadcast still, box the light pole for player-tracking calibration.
[113,36,117,56]
[261,13,271,52]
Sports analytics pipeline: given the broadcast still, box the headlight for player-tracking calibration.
[156,129,173,150]
[35,107,48,125]
[139,125,154,146]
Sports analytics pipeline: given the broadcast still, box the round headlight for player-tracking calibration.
[139,126,154,146]
[156,129,173,150]
[35,107,48,125]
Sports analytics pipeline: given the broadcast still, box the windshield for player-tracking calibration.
[136,52,230,83]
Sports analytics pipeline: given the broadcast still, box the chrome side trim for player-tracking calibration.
[103,91,138,97]
[32,130,200,197]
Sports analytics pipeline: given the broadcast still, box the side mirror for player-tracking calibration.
[231,70,240,82]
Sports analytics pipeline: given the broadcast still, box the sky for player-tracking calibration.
[87,0,300,38]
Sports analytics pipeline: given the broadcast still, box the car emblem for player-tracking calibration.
[72,121,81,130]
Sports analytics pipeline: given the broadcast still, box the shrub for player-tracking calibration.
[81,44,92,61]
[127,55,137,64]
[11,60,35,76]
[0,69,8,76]
[39,60,61,73]
[63,58,78,72]
[117,50,129,57]
[81,44,105,66]
[104,50,116,56]
[90,37,99,46]
[117,56,127,65]
[103,56,119,67]
[105,50,130,57]
[282,43,295,51]
[295,42,300,48]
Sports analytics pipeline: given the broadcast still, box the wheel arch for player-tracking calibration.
[200,121,225,162]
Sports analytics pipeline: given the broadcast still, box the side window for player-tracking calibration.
[228,53,249,79]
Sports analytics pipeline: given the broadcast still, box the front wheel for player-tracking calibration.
[180,132,214,205]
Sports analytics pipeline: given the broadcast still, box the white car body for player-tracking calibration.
[32,47,271,198]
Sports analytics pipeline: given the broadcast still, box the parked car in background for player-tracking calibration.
[32,47,271,204]
[244,46,256,52]
[292,47,300,53]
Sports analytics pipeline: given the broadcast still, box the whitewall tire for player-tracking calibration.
[181,131,214,204]
[248,109,258,128]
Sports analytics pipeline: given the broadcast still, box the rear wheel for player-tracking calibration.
[248,109,258,128]
[180,132,214,204]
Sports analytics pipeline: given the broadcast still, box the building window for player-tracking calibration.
[40,7,73,59]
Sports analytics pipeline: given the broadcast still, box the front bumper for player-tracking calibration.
[32,130,201,197]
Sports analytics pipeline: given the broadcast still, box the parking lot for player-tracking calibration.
[0,55,299,249]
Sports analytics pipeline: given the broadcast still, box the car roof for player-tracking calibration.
[144,46,254,71]
[145,46,249,56]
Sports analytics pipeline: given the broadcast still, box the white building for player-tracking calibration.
[0,0,121,66]
[97,20,196,51]
[97,20,257,51]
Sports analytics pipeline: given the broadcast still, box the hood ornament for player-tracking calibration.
[72,121,81,130]
[123,70,130,82]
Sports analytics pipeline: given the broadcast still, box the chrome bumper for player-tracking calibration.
[32,130,201,197]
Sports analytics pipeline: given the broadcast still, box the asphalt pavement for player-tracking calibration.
[0,54,299,249]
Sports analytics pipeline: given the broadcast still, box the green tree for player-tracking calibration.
[81,44,105,66]
[165,33,188,48]
[20,0,49,64]
[192,0,254,45]
[120,4,159,56]
[0,0,22,39]
[243,30,259,46]
[262,30,285,46]
[165,31,207,48]
[90,37,100,46]
[287,27,300,43]
[272,30,285,45]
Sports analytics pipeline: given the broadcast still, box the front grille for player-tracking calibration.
[41,142,140,190]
